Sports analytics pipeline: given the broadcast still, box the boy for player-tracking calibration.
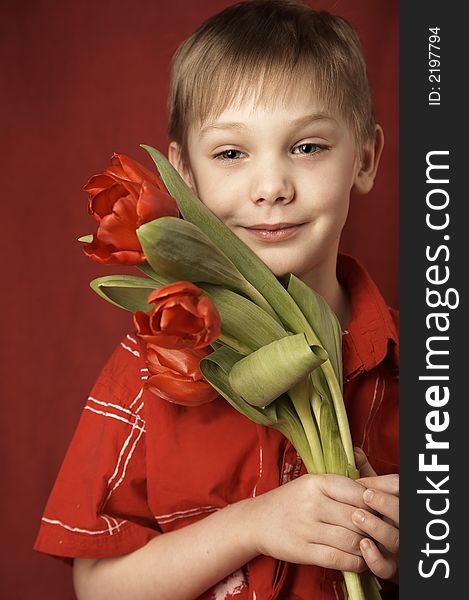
[35,1,399,598]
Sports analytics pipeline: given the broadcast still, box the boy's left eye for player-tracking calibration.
[216,149,244,160]
[292,143,325,155]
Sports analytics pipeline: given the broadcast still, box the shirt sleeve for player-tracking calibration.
[34,333,161,561]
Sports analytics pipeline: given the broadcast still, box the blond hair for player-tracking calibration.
[168,0,376,166]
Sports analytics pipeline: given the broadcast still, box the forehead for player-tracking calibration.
[191,78,345,136]
[197,102,340,141]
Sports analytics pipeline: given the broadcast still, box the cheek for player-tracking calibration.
[193,174,238,222]
[311,175,351,216]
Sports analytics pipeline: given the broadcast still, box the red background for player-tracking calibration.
[0,1,398,598]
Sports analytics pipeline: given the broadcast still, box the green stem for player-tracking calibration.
[288,379,326,474]
[343,572,366,600]
[361,569,383,599]
[321,360,355,466]
[284,423,316,474]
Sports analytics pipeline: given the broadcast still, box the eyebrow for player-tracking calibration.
[199,113,337,138]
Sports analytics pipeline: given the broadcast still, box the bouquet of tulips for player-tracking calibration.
[80,146,382,600]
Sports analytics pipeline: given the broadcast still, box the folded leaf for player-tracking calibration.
[199,345,277,427]
[229,334,328,408]
[90,275,161,312]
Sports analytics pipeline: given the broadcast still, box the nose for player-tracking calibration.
[249,158,295,206]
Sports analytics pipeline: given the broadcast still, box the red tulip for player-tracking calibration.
[144,344,219,406]
[83,153,179,265]
[134,281,221,349]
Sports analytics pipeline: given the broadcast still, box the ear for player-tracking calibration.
[352,125,385,195]
[168,141,196,191]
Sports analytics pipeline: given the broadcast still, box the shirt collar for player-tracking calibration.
[337,253,398,380]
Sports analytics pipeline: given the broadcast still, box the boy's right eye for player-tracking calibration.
[216,149,244,161]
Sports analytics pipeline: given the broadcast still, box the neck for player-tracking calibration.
[299,256,352,331]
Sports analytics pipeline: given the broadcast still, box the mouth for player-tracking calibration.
[243,222,304,242]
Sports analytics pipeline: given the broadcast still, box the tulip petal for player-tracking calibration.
[146,373,218,406]
[111,153,164,189]
[159,305,204,336]
[147,281,203,303]
[83,173,117,195]
[89,183,127,221]
[83,236,146,265]
[137,181,179,222]
[97,196,142,250]
[146,344,210,378]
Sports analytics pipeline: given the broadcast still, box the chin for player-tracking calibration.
[259,256,304,279]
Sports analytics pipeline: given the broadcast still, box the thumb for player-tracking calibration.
[354,447,377,477]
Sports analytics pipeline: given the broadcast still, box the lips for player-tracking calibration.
[243,222,303,242]
[246,222,300,231]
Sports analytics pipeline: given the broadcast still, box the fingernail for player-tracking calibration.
[360,538,371,551]
[364,489,374,503]
[353,510,365,524]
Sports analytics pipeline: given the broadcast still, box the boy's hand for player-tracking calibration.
[247,473,370,573]
[352,448,399,582]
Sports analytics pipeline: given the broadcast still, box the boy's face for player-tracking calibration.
[170,90,379,288]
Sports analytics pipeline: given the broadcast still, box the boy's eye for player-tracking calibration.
[293,143,325,155]
[216,149,243,160]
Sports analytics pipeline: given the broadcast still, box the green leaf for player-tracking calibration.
[284,273,343,389]
[137,217,280,320]
[78,234,93,243]
[201,284,287,351]
[90,275,159,312]
[229,334,328,408]
[138,217,250,293]
[200,346,277,427]
[137,262,174,285]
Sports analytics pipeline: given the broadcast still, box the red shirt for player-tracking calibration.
[34,254,399,599]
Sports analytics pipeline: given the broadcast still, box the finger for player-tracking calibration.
[305,544,367,573]
[363,487,399,526]
[311,523,365,556]
[319,474,369,509]
[352,509,399,554]
[360,538,398,581]
[357,474,399,497]
[353,447,377,477]
[319,497,371,535]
